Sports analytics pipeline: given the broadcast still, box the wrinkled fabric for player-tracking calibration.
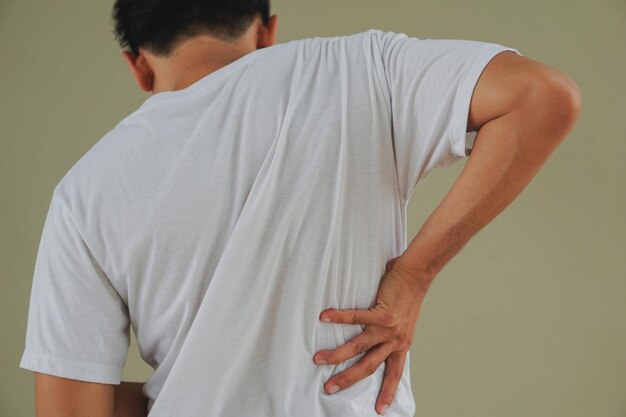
[20,29,520,416]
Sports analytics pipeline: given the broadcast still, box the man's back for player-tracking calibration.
[20,29,520,416]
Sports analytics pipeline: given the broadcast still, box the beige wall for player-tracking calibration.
[2,0,624,416]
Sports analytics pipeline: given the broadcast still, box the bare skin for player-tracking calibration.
[34,374,148,417]
[113,381,148,417]
[121,14,278,94]
[34,373,115,417]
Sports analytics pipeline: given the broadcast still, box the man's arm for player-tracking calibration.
[35,372,114,417]
[313,51,582,415]
[34,373,148,417]
[395,51,583,280]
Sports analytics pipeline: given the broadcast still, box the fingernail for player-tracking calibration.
[327,384,340,394]
[320,316,331,322]
[380,404,389,415]
[315,358,327,365]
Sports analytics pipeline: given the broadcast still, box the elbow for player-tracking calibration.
[527,69,583,135]
[552,72,583,124]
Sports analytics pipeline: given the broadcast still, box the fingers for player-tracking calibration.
[313,326,386,365]
[375,350,407,415]
[321,342,394,396]
[320,305,397,327]
[319,307,379,326]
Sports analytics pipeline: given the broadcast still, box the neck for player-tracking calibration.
[146,36,257,93]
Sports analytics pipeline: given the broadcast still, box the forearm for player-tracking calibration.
[114,381,148,417]
[396,86,581,286]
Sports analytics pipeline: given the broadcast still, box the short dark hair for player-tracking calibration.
[111,0,271,57]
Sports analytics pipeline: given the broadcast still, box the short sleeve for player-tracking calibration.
[372,29,522,201]
[19,192,130,384]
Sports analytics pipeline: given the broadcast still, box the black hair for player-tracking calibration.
[111,0,271,57]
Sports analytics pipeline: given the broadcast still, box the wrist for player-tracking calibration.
[389,255,437,293]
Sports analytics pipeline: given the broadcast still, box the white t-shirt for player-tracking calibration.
[20,29,520,416]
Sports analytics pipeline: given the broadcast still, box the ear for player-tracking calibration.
[121,50,154,93]
[257,14,278,48]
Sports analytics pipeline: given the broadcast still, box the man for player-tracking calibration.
[19,1,582,416]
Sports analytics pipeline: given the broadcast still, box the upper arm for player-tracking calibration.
[372,30,527,201]
[467,51,583,132]
[35,372,115,417]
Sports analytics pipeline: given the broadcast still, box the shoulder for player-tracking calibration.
[467,50,582,131]
[54,119,146,212]
[271,29,385,55]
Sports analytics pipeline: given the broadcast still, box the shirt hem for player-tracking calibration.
[19,350,123,385]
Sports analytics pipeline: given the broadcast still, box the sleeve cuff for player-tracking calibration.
[449,45,523,158]
[19,350,123,385]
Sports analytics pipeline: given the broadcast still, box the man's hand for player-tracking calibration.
[313,257,432,415]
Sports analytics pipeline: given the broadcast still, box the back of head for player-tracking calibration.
[112,0,271,57]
